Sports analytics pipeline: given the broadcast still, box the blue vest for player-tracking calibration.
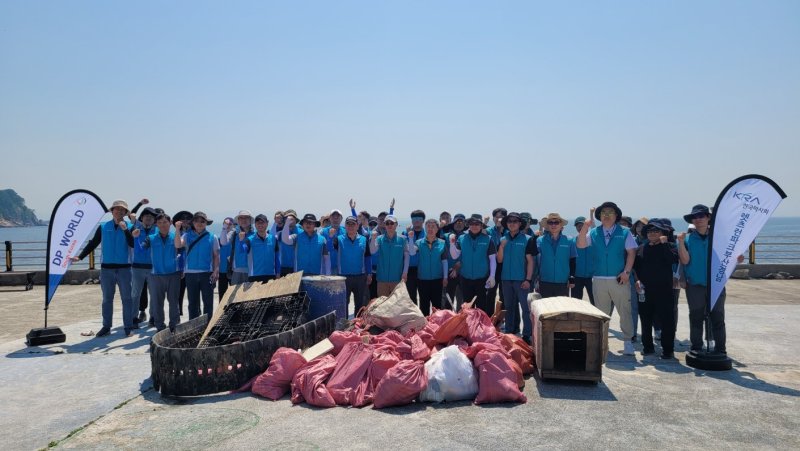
[218,239,231,273]
[537,233,572,283]
[231,229,251,272]
[184,230,215,272]
[459,233,491,279]
[589,226,629,277]
[295,232,325,274]
[149,232,179,275]
[416,238,446,280]
[279,225,302,269]
[487,225,504,249]
[247,232,278,277]
[101,220,131,265]
[337,234,368,275]
[321,225,345,272]
[684,231,709,286]
[376,234,405,282]
[404,228,426,267]
[446,232,462,270]
[574,238,595,278]
[132,224,155,265]
[501,232,529,281]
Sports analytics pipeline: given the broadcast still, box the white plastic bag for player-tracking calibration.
[419,345,479,403]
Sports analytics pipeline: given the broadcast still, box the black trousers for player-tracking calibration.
[639,284,676,354]
[406,266,419,303]
[460,276,490,317]
[686,284,726,352]
[539,281,569,299]
[217,272,230,300]
[418,278,444,316]
[571,276,594,305]
[653,288,680,335]
[344,274,368,316]
[446,273,461,308]
[369,271,378,300]
[280,267,294,277]
[248,275,276,283]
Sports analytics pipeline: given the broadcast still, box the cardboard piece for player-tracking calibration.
[301,338,334,361]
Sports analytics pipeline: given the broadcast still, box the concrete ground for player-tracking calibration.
[0,280,798,450]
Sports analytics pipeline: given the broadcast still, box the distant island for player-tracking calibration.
[0,189,43,227]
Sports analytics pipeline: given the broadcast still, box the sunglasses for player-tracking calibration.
[384,222,397,226]
[547,221,562,226]
[506,219,520,224]
[693,213,709,220]
[600,211,616,217]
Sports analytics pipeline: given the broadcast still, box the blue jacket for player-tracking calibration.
[243,232,279,277]
[101,220,132,265]
[149,231,179,275]
[501,232,529,281]
[416,238,446,280]
[574,237,595,278]
[336,234,370,275]
[376,234,405,282]
[458,232,492,280]
[132,223,156,267]
[537,233,575,283]
[184,230,216,272]
[589,226,629,277]
[684,231,709,286]
[295,231,326,275]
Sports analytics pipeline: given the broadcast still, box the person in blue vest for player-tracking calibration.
[135,212,180,332]
[437,211,451,239]
[174,212,220,320]
[240,214,280,283]
[219,210,254,285]
[274,210,301,276]
[321,209,346,275]
[571,216,595,305]
[217,217,233,299]
[448,214,497,316]
[496,212,538,344]
[407,219,448,315]
[619,215,641,342]
[677,204,743,354]
[367,216,380,299]
[486,208,507,308]
[72,199,135,337]
[330,215,372,314]
[369,214,409,297]
[536,213,577,298]
[576,201,638,355]
[634,219,679,358]
[442,213,466,306]
[171,210,193,315]
[281,213,331,275]
[129,206,157,328]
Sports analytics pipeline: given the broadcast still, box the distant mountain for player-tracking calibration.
[0,189,42,227]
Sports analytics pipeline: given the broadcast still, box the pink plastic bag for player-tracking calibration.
[370,347,400,387]
[433,310,468,344]
[253,348,308,400]
[500,333,534,375]
[290,355,337,407]
[373,360,428,409]
[465,308,502,346]
[428,308,457,326]
[326,342,374,406]
[329,331,364,356]
[473,349,527,404]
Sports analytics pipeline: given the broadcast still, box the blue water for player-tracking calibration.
[2,217,799,269]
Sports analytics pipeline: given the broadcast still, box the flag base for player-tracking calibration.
[26,327,66,346]
[685,349,732,371]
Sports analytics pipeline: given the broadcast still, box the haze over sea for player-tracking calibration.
[2,217,799,269]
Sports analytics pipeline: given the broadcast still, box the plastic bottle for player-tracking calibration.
[637,283,646,302]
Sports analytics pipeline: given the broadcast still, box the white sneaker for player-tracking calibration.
[623,341,635,355]
[708,340,715,350]
[654,330,662,341]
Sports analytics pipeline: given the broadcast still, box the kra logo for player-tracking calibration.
[732,192,760,204]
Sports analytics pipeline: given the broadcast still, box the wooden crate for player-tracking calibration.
[530,296,610,382]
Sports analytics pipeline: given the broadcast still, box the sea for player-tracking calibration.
[2,217,799,270]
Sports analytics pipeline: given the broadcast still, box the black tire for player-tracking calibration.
[685,350,732,371]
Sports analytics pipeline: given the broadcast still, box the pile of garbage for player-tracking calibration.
[235,282,533,408]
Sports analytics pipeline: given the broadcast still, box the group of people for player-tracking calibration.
[72,197,736,360]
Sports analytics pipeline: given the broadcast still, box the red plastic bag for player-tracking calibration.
[326,342,374,406]
[500,333,534,375]
[370,348,400,387]
[396,334,431,361]
[463,342,508,360]
[473,349,527,404]
[428,307,457,326]
[417,322,440,348]
[373,360,428,409]
[465,308,502,346]
[371,330,405,350]
[329,331,364,356]
[290,355,338,407]
[433,311,468,344]
[253,348,308,400]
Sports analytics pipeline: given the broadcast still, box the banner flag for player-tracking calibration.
[709,175,786,310]
[46,190,108,307]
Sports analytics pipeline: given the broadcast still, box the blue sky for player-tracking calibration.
[1,1,798,222]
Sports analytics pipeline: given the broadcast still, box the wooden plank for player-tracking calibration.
[585,332,601,373]
[541,328,554,371]
[199,272,304,344]
[301,338,334,361]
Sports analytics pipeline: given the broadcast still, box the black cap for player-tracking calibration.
[255,214,269,223]
[467,214,485,227]
[139,207,157,219]
[594,202,622,222]
[368,216,379,226]
[683,204,711,223]
[453,213,466,222]
[502,212,523,228]
[172,210,193,225]
[345,216,358,224]
[300,213,321,227]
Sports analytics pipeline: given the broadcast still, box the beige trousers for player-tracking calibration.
[592,277,634,340]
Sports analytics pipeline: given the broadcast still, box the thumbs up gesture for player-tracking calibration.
[131,228,141,238]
